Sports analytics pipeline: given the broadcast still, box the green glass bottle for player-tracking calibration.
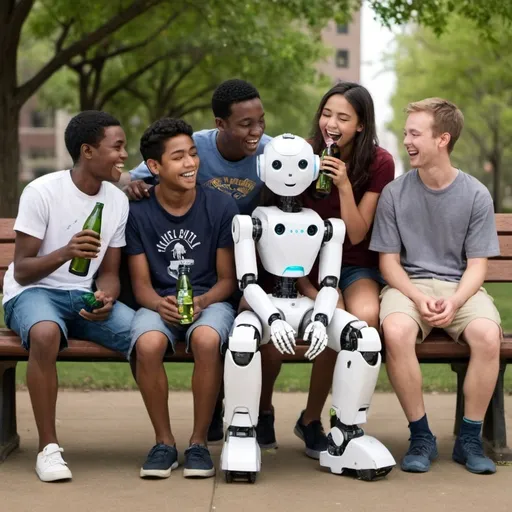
[177,264,194,325]
[69,202,104,277]
[314,143,341,199]
[81,292,104,313]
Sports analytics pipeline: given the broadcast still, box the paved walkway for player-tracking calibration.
[1,391,511,512]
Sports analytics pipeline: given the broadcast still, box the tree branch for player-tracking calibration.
[170,101,211,118]
[4,0,35,56]
[16,0,165,105]
[75,9,184,69]
[98,48,187,108]
[55,19,74,53]
[160,51,206,106]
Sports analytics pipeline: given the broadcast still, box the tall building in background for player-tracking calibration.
[318,11,361,84]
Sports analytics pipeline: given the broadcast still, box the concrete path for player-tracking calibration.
[1,391,511,512]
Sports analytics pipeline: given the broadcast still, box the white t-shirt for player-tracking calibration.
[2,170,129,305]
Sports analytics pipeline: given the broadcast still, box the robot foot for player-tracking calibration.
[319,424,396,481]
[221,424,261,484]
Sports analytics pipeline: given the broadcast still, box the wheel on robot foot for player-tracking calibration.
[355,466,393,481]
[224,470,258,484]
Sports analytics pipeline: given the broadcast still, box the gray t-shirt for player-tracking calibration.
[369,169,500,282]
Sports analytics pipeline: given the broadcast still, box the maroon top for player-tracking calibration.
[301,146,395,285]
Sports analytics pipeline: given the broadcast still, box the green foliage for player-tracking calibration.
[386,15,512,207]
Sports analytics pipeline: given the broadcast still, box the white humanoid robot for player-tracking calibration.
[221,134,396,483]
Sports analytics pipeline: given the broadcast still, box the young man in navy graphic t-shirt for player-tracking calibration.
[125,118,238,479]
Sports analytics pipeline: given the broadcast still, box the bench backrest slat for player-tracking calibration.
[2,215,512,291]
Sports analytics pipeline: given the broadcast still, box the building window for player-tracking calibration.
[337,24,348,34]
[30,109,54,128]
[335,49,349,68]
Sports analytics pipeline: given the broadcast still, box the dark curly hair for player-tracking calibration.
[140,117,193,164]
[309,82,378,197]
[211,79,260,119]
[64,110,121,164]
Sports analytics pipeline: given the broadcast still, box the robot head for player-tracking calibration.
[257,134,320,196]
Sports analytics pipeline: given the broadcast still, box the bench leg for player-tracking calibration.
[451,362,512,464]
[0,362,20,462]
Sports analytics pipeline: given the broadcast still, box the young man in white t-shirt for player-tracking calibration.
[2,111,135,483]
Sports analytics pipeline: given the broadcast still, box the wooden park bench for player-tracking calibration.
[1,217,511,464]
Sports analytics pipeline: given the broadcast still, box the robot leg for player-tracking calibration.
[319,309,396,481]
[221,310,263,483]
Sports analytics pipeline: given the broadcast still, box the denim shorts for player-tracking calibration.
[339,265,386,292]
[129,301,236,358]
[3,287,135,359]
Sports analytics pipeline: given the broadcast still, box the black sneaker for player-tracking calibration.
[208,401,224,442]
[256,410,278,449]
[293,410,328,459]
[183,444,215,478]
[140,443,178,478]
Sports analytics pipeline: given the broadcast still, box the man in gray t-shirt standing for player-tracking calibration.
[370,98,501,475]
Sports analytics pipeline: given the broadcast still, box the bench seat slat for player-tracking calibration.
[0,329,511,362]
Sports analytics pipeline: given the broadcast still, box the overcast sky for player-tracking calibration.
[360,4,404,176]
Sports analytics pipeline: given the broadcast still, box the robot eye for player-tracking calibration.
[271,160,282,170]
[298,159,308,170]
[307,225,318,236]
[274,223,285,235]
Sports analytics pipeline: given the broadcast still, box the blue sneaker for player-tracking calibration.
[183,444,215,478]
[140,443,178,478]
[293,410,328,460]
[452,435,496,474]
[401,434,438,472]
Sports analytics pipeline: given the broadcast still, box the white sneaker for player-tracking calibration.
[35,443,73,482]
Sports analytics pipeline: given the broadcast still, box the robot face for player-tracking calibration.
[257,134,320,196]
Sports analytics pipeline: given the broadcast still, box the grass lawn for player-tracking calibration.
[1,283,511,392]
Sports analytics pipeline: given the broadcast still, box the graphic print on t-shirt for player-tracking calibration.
[203,176,257,201]
[156,228,201,280]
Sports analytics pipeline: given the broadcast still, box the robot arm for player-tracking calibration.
[304,219,346,360]
[232,215,296,355]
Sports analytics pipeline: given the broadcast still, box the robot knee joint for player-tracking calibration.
[228,323,260,366]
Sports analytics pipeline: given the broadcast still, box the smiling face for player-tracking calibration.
[403,111,451,169]
[84,125,128,183]
[258,135,319,196]
[147,134,199,192]
[216,98,265,158]
[318,94,363,149]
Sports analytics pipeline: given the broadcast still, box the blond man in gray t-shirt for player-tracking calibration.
[370,98,501,475]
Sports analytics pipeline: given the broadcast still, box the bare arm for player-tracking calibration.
[379,252,439,321]
[117,172,132,189]
[451,258,488,308]
[95,247,122,300]
[297,276,319,300]
[338,187,380,245]
[13,230,100,286]
[199,247,237,308]
[127,253,163,311]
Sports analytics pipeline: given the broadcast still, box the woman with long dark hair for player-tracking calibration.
[256,82,396,460]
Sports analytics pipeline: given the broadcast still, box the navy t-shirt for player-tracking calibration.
[125,186,238,297]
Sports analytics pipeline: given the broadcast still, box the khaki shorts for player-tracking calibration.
[379,278,502,343]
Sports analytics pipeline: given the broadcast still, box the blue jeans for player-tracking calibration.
[130,301,236,358]
[4,287,135,360]
[339,265,386,292]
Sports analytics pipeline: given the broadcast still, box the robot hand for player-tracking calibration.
[270,320,296,355]
[304,321,328,360]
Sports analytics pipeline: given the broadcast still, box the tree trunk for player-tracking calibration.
[491,151,501,213]
[0,83,21,218]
